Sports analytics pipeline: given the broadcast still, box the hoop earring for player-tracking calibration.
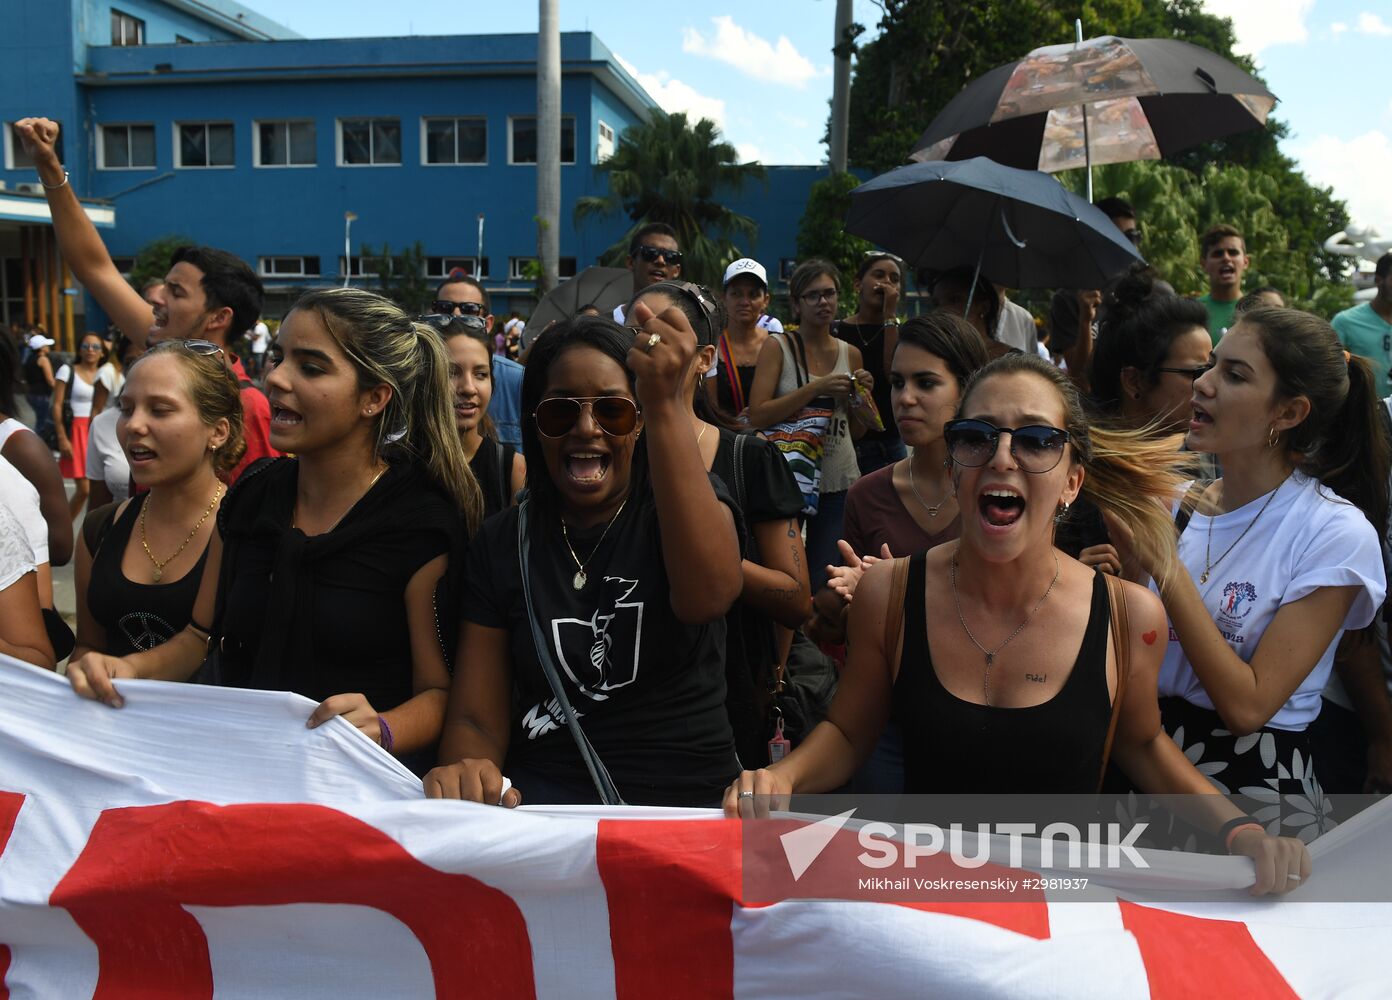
[1268,425,1280,449]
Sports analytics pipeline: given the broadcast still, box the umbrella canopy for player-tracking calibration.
[845,158,1143,290]
[910,36,1276,174]
[522,266,633,347]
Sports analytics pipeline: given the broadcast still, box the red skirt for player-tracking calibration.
[59,415,90,479]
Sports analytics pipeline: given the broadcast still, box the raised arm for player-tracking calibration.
[15,118,155,347]
[626,300,743,623]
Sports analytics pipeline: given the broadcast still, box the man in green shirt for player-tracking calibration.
[1197,224,1249,345]
[1332,252,1392,396]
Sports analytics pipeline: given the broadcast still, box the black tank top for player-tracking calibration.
[469,436,517,522]
[87,495,211,656]
[892,552,1112,794]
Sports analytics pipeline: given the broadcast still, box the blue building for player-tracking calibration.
[1,0,835,342]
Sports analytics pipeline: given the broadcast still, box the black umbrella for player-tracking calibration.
[845,158,1143,291]
[522,266,633,348]
[911,35,1276,180]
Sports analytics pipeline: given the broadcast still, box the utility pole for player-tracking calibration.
[537,0,561,293]
[828,0,853,172]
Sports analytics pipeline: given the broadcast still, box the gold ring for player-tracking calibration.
[645,333,661,352]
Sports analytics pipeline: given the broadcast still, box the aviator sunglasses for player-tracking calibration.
[533,396,640,438]
[944,418,1071,474]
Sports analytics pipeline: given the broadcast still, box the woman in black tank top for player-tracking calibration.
[69,342,246,664]
[722,353,1311,896]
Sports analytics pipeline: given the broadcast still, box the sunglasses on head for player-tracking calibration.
[944,418,1071,474]
[1155,363,1213,380]
[155,339,222,358]
[634,245,683,266]
[419,313,486,333]
[431,299,487,317]
[533,396,640,438]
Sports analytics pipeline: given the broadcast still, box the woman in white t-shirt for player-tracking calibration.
[1122,307,1387,840]
[52,332,105,520]
[0,496,53,669]
[91,332,136,415]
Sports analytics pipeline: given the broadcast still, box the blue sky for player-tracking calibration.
[271,1,1389,230]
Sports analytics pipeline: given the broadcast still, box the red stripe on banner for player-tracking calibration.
[1119,900,1298,999]
[598,819,742,1000]
[0,791,25,1000]
[51,801,535,1000]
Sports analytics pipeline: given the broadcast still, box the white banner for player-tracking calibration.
[0,654,1388,998]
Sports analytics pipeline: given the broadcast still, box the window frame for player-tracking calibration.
[507,115,577,166]
[420,117,488,167]
[336,117,403,168]
[423,256,482,280]
[253,119,317,169]
[508,256,577,280]
[258,256,321,279]
[596,119,615,164]
[111,8,145,46]
[337,256,381,278]
[173,121,236,170]
[96,123,157,171]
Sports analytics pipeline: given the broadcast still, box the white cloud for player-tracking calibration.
[1357,12,1392,35]
[681,16,826,88]
[735,142,764,163]
[1289,130,1392,231]
[1203,0,1313,55]
[1331,21,1348,36]
[614,54,727,128]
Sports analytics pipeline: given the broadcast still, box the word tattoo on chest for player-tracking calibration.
[1025,673,1048,684]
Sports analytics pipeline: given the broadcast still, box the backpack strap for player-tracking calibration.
[882,556,912,666]
[1097,573,1131,792]
[82,501,120,557]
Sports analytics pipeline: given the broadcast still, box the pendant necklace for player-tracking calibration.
[950,548,1060,706]
[1200,477,1283,585]
[908,458,950,517]
[141,484,224,583]
[562,498,628,591]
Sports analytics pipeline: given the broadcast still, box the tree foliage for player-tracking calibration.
[360,241,431,314]
[127,234,194,295]
[795,171,873,316]
[575,110,766,286]
[842,0,1352,309]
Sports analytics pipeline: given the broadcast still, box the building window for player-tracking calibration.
[779,258,797,283]
[111,9,145,46]
[424,256,482,279]
[257,121,315,167]
[176,122,234,168]
[509,256,577,280]
[338,119,401,166]
[508,116,576,165]
[175,35,193,44]
[597,120,615,163]
[5,122,63,170]
[98,124,156,169]
[111,257,136,276]
[259,256,321,278]
[422,118,486,165]
[338,256,380,278]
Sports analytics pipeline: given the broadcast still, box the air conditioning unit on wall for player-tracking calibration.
[13,182,45,195]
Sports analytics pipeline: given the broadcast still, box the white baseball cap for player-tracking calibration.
[27,334,55,350]
[722,258,768,289]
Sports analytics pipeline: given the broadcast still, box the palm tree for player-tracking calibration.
[575,111,766,286]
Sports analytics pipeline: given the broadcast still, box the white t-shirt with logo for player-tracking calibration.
[1154,473,1385,731]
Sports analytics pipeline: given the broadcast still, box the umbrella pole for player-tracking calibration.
[1076,19,1093,202]
[964,243,986,331]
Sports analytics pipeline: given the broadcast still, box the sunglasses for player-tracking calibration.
[634,245,683,266]
[419,313,486,333]
[533,396,640,438]
[944,418,1071,474]
[431,300,487,317]
[1120,229,1142,246]
[1155,363,1213,380]
[155,339,223,357]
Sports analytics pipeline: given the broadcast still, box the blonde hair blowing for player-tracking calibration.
[129,342,246,474]
[292,288,483,534]
[960,352,1195,586]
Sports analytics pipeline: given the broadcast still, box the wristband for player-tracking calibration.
[1221,818,1264,853]
[377,714,395,753]
[41,170,69,191]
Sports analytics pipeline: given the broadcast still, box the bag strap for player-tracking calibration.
[731,432,749,515]
[1097,573,1131,792]
[776,333,806,389]
[789,331,813,386]
[882,556,912,666]
[717,333,747,414]
[496,442,512,506]
[517,496,625,806]
[1173,479,1211,537]
[82,501,119,557]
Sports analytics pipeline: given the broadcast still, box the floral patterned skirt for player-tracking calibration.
[1158,697,1333,845]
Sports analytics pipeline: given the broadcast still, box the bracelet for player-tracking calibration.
[1222,819,1264,853]
[41,170,69,191]
[377,714,395,753]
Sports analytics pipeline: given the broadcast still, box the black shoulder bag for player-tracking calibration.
[516,495,625,806]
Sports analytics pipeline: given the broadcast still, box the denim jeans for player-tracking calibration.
[804,489,849,592]
[490,356,524,450]
[25,393,54,445]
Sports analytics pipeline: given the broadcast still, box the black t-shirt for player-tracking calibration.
[832,320,897,441]
[463,482,741,805]
[469,436,517,521]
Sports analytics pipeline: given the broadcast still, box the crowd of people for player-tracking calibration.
[4,114,1390,898]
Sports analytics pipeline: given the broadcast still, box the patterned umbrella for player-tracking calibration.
[910,35,1276,177]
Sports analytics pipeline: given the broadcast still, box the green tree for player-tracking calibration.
[575,110,766,286]
[796,171,873,316]
[127,234,194,294]
[360,241,431,314]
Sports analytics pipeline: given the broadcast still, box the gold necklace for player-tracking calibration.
[293,464,389,534]
[140,484,224,583]
[950,548,1060,706]
[908,458,950,517]
[561,498,628,591]
[1200,477,1284,585]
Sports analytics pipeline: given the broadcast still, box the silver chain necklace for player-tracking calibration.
[561,499,628,591]
[1201,477,1284,585]
[908,458,950,517]
[950,548,1061,706]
